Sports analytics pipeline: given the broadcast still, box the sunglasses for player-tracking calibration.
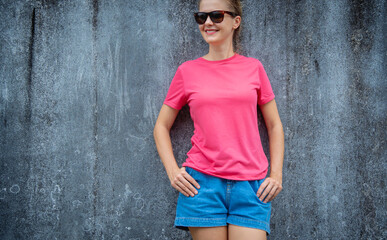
[193,10,238,24]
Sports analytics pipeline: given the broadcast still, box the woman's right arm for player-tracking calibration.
[153,104,200,197]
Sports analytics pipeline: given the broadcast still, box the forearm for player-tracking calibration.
[267,123,284,181]
[153,124,180,182]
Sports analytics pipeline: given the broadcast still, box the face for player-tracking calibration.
[198,0,241,46]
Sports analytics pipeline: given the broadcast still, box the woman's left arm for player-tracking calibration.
[256,99,284,203]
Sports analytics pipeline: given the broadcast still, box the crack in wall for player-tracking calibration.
[26,7,36,126]
[91,0,100,238]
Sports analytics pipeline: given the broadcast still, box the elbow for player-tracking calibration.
[153,126,157,137]
[153,122,159,138]
[267,120,283,135]
[153,122,170,137]
[153,123,161,137]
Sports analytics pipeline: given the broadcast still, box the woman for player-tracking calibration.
[153,0,284,239]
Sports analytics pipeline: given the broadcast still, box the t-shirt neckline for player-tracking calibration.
[198,53,239,63]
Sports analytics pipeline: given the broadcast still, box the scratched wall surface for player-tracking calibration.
[0,0,385,239]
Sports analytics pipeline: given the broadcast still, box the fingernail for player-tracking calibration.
[195,190,198,194]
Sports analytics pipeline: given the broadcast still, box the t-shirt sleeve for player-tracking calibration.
[257,60,275,105]
[163,66,187,110]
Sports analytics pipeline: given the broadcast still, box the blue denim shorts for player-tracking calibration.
[174,166,271,234]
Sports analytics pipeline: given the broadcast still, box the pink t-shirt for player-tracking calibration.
[163,53,275,180]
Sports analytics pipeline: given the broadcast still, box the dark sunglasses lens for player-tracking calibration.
[210,11,224,23]
[194,12,207,24]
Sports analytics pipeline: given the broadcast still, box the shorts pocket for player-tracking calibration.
[185,167,205,188]
[184,166,196,179]
[248,179,271,205]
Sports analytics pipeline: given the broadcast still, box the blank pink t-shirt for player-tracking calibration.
[163,53,275,180]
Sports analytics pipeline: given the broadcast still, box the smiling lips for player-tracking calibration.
[205,29,218,35]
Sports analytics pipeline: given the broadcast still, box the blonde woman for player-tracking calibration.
[153,0,284,239]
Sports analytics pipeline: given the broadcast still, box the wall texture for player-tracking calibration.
[0,0,385,239]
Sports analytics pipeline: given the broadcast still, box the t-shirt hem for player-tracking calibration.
[258,94,275,105]
[163,101,182,110]
[182,162,268,181]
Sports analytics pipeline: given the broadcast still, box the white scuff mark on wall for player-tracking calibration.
[143,93,157,128]
[9,184,20,194]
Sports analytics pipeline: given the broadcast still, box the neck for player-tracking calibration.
[205,40,235,61]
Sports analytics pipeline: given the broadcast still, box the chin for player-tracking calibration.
[201,35,220,44]
[204,38,222,45]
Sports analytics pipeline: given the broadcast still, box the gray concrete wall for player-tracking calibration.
[0,0,385,239]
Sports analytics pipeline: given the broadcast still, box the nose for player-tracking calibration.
[204,15,213,25]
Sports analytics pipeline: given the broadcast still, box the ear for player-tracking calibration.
[233,16,241,29]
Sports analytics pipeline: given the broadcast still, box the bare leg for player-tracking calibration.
[228,224,267,240]
[188,226,228,240]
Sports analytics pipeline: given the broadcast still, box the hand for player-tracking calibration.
[170,167,200,197]
[256,176,283,203]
